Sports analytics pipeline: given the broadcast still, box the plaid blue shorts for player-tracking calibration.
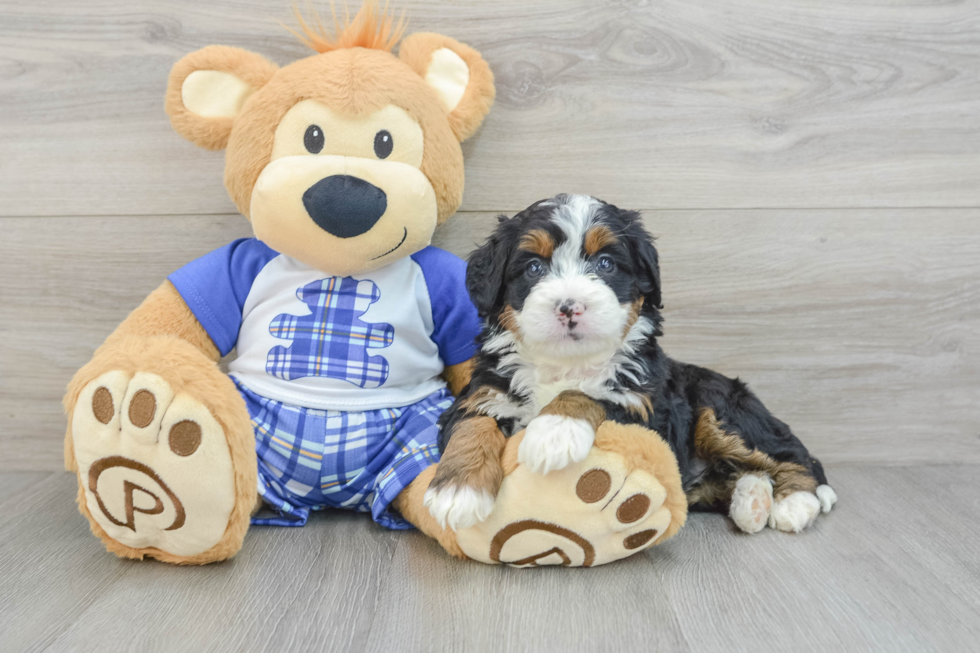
[235,380,452,530]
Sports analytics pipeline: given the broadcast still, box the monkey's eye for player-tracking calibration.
[374,130,393,159]
[304,125,324,154]
[596,255,616,273]
[525,259,546,278]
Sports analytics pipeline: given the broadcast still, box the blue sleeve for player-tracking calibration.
[411,247,482,366]
[167,238,279,356]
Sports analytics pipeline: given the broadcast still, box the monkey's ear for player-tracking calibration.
[165,46,278,151]
[399,33,495,142]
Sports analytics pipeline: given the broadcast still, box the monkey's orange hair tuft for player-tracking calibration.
[287,1,407,54]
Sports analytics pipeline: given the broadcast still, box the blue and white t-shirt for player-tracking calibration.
[169,239,480,411]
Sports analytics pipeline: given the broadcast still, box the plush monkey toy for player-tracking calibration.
[64,2,686,566]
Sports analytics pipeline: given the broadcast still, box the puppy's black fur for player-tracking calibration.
[439,195,829,516]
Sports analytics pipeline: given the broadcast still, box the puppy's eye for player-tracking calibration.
[596,255,616,273]
[525,260,545,277]
[374,130,393,159]
[304,125,324,154]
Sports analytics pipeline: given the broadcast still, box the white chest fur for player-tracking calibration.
[479,318,655,429]
[532,377,579,410]
[511,357,626,427]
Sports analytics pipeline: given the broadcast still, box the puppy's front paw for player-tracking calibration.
[424,484,495,531]
[518,414,595,475]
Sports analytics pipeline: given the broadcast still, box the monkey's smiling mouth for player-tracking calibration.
[371,227,408,260]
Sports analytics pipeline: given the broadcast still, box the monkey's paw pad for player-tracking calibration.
[455,437,675,567]
[72,371,236,557]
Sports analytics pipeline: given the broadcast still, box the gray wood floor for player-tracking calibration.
[1,466,978,652]
[2,1,979,651]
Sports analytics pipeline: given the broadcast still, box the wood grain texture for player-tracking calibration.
[2,210,978,471]
[2,2,978,650]
[1,466,978,652]
[1,0,979,216]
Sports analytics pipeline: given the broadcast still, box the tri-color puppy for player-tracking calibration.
[424,194,837,534]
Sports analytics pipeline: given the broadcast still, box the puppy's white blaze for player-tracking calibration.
[816,484,838,513]
[550,194,601,275]
[423,485,495,531]
[768,491,821,533]
[729,474,773,534]
[518,414,595,475]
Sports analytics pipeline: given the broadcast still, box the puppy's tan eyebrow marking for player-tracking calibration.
[519,229,555,258]
[584,224,617,255]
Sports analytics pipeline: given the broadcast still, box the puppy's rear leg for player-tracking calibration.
[810,457,838,514]
[694,409,829,534]
[724,466,823,534]
[768,466,821,533]
[768,460,838,531]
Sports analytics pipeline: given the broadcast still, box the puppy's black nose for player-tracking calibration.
[559,303,575,319]
[302,175,387,238]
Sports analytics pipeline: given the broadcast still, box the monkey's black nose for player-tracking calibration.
[302,175,387,238]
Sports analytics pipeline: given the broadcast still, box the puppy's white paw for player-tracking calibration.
[729,474,773,534]
[423,484,495,531]
[816,484,838,513]
[518,414,595,475]
[768,491,821,533]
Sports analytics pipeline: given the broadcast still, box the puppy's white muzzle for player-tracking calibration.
[517,274,628,356]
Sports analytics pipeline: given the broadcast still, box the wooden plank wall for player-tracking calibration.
[1,0,978,471]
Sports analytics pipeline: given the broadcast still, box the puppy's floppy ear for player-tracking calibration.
[466,215,521,317]
[623,211,662,309]
[399,33,495,142]
[165,46,278,151]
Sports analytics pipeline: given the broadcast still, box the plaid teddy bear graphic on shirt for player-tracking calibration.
[266,277,394,388]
